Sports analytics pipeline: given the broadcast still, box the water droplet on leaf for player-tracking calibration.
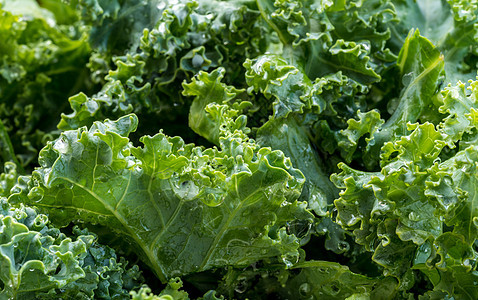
[299,283,311,297]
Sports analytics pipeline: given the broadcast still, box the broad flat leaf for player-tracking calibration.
[390,0,454,49]
[13,114,312,282]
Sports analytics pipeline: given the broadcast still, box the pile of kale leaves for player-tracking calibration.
[2,0,478,298]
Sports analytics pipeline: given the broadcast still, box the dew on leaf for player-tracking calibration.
[299,283,311,297]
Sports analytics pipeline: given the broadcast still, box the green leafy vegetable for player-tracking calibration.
[12,113,312,282]
[0,196,143,298]
[0,0,95,171]
[3,0,478,299]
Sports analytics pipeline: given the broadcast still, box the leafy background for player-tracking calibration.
[1,0,478,298]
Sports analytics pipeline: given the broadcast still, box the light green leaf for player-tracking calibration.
[429,146,478,243]
[0,197,142,298]
[391,0,478,84]
[244,54,317,119]
[438,79,478,148]
[131,278,189,300]
[414,232,478,299]
[365,30,444,168]
[183,68,244,145]
[13,114,312,282]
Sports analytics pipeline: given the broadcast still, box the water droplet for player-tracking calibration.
[338,241,349,251]
[163,201,171,210]
[174,180,199,201]
[139,219,151,232]
[299,283,311,297]
[346,214,358,226]
[281,253,298,268]
[408,211,420,221]
[192,54,204,68]
[323,282,340,296]
[53,138,69,154]
[234,278,248,294]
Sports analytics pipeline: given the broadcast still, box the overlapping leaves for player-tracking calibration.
[256,0,395,83]
[391,0,478,84]
[59,0,271,142]
[4,0,478,298]
[0,197,142,298]
[332,78,478,297]
[217,260,399,299]
[12,111,312,282]
[0,0,94,170]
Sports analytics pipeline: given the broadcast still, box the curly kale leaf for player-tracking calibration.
[256,0,396,84]
[0,197,143,299]
[59,0,272,143]
[12,111,312,282]
[216,261,399,299]
[0,0,95,171]
[390,0,478,85]
[331,76,478,296]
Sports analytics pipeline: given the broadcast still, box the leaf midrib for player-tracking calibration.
[198,173,267,270]
[55,176,168,283]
